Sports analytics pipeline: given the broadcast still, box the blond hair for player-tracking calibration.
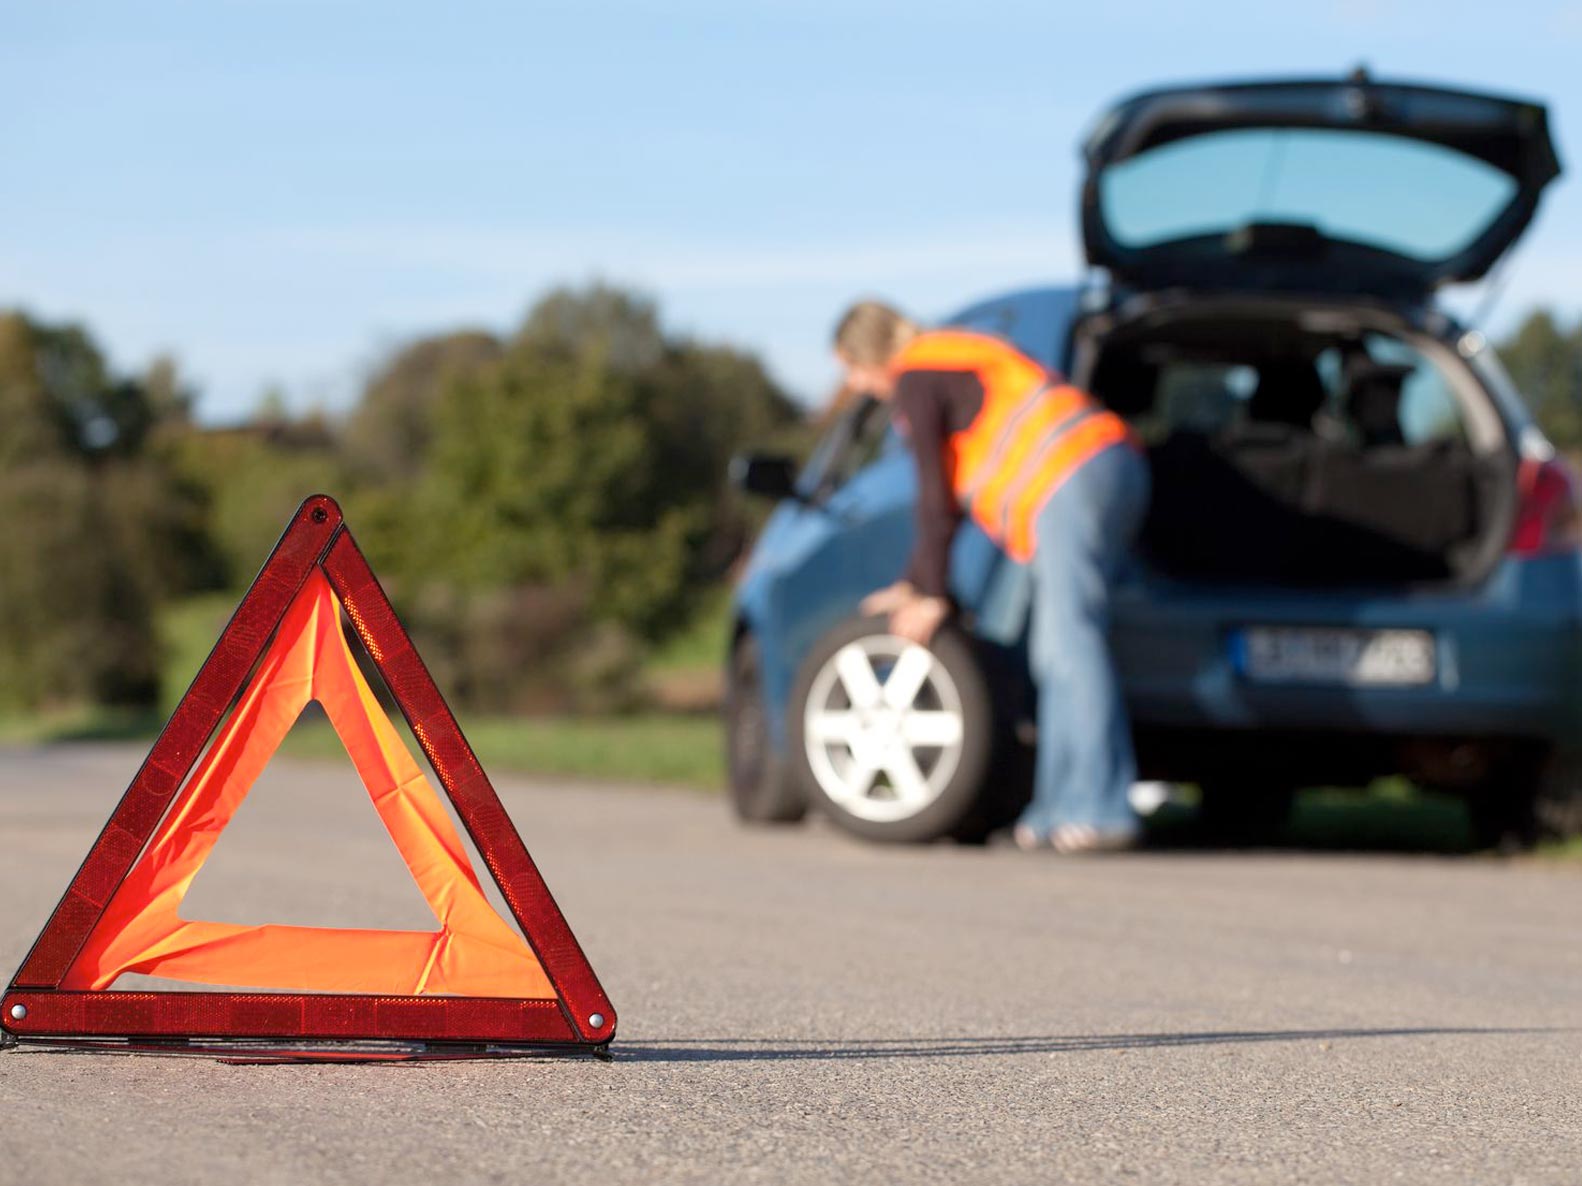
[832,299,920,367]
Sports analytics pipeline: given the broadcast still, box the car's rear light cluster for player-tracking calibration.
[1510,456,1582,556]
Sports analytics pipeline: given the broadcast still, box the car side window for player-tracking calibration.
[803,396,898,500]
[1355,334,1468,447]
[828,398,898,491]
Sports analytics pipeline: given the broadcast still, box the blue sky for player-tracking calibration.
[6,0,1582,421]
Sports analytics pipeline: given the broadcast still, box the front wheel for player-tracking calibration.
[789,616,999,843]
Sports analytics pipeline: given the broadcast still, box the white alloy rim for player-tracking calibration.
[803,635,966,823]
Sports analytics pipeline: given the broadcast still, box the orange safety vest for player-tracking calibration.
[889,330,1134,562]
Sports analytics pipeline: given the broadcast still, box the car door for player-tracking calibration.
[758,398,915,667]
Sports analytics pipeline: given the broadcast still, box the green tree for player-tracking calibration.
[0,312,191,711]
[346,331,504,482]
[1496,309,1582,450]
[0,313,89,464]
[0,285,805,716]
[333,283,803,710]
[399,283,801,640]
[413,335,703,637]
[516,283,665,374]
[167,417,346,587]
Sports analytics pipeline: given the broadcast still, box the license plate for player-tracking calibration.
[1236,627,1436,687]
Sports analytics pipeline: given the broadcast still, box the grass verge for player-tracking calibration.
[0,706,724,789]
[280,710,723,789]
[2,589,726,788]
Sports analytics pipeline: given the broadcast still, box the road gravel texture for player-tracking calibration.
[0,744,1578,1185]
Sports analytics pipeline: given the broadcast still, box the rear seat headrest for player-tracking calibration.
[1344,361,1415,447]
[1247,359,1327,428]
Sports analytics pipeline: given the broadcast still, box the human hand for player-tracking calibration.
[889,594,950,646]
[860,580,914,617]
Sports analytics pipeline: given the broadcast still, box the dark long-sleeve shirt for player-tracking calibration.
[893,368,986,598]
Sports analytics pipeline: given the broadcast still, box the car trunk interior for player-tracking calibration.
[1077,302,1517,587]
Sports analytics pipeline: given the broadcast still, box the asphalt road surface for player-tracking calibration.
[1,744,1579,1185]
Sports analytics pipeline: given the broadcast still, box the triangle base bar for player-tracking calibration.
[1,990,580,1046]
[0,1038,608,1064]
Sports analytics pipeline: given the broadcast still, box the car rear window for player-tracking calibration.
[1100,128,1519,262]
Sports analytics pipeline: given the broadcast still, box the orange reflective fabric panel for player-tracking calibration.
[1001,412,1135,561]
[889,331,1047,492]
[60,571,554,999]
[966,385,1092,544]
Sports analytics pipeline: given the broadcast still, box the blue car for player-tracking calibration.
[725,73,1582,847]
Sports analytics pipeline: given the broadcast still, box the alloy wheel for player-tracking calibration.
[802,635,966,823]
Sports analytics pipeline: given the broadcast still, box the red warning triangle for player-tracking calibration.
[1,495,615,1056]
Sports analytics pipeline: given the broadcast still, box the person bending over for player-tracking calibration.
[833,300,1150,853]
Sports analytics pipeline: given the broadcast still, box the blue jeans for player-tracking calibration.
[1017,442,1151,837]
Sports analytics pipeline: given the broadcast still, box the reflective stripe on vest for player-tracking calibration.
[998,410,1134,561]
[890,330,1133,562]
[965,384,1092,538]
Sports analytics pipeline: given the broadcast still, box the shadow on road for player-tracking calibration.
[1142,789,1477,854]
[618,1026,1564,1063]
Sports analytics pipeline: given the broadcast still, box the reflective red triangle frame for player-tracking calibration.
[1,495,616,1055]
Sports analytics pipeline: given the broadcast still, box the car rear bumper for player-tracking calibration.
[1114,556,1582,743]
[1133,724,1543,790]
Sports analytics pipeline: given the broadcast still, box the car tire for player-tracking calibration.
[725,633,807,824]
[1466,786,1538,853]
[788,615,1000,844]
[1465,746,1582,852]
[1534,750,1582,841]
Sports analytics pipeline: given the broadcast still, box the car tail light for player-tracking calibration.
[1510,456,1582,556]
